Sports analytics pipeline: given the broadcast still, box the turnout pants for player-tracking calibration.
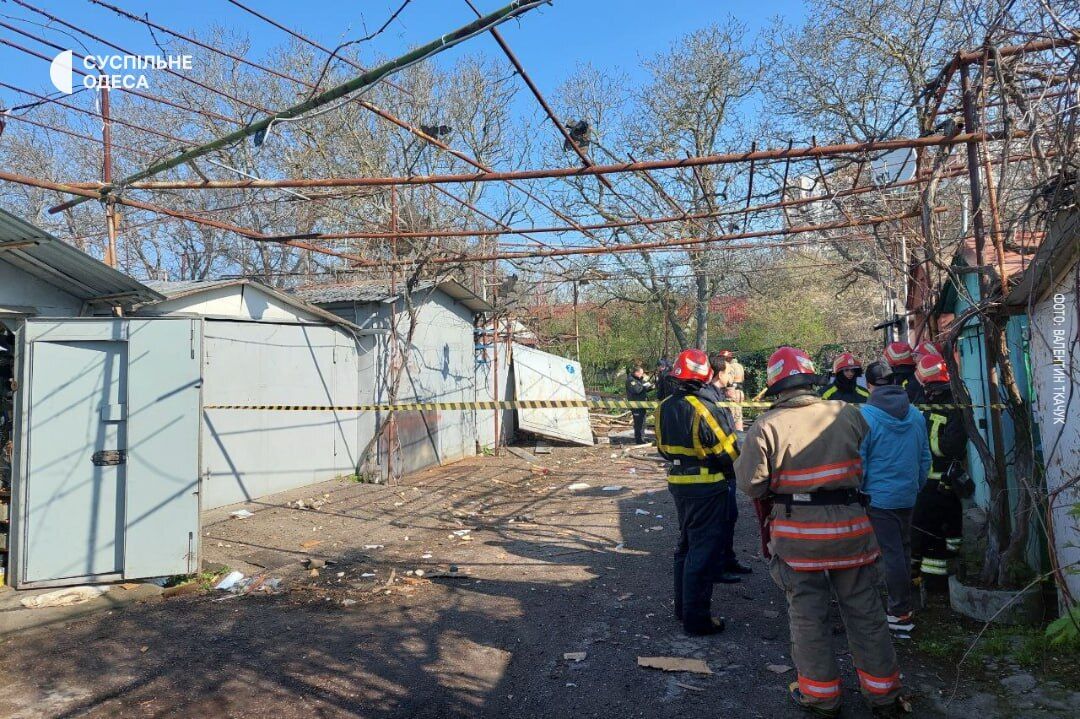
[771,558,902,712]
[911,481,962,587]
[631,409,648,444]
[716,480,739,570]
[670,482,728,632]
[868,507,914,617]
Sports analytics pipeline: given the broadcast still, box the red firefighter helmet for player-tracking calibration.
[883,341,916,368]
[670,348,713,383]
[831,352,862,375]
[916,354,950,385]
[914,341,943,360]
[765,346,818,396]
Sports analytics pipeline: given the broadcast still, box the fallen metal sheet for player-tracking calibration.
[512,344,593,446]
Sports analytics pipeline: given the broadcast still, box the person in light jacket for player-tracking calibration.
[859,361,931,636]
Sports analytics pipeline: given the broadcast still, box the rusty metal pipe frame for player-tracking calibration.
[0,169,362,263]
[344,207,939,266]
[0,81,198,148]
[65,0,579,255]
[61,131,1020,192]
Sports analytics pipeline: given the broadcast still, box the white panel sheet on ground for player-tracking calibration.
[512,344,593,446]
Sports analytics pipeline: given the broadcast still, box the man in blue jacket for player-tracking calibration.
[859,361,931,636]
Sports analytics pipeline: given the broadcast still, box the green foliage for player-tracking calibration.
[1046,606,1080,647]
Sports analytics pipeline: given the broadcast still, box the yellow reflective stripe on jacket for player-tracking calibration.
[653,397,667,449]
[685,395,738,461]
[821,385,838,399]
[667,468,728,484]
[690,408,706,459]
[928,413,947,458]
[656,396,704,457]
[856,386,869,399]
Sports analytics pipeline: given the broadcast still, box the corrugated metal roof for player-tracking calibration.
[293,278,493,314]
[0,208,161,304]
[145,279,240,299]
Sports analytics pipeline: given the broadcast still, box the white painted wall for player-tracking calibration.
[1029,269,1080,602]
[146,284,326,324]
[0,261,83,316]
[200,320,376,508]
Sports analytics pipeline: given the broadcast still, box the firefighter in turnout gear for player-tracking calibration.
[655,349,740,636]
[883,341,919,402]
[735,347,907,718]
[911,354,966,590]
[908,342,943,405]
[820,352,869,403]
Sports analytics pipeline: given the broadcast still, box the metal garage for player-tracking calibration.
[1,209,203,589]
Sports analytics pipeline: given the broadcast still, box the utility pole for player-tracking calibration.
[572,279,581,361]
[100,85,118,268]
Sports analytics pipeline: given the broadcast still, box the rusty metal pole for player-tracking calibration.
[573,279,581,361]
[978,65,1011,295]
[960,62,1009,499]
[491,257,500,457]
[100,85,118,269]
[387,186,399,485]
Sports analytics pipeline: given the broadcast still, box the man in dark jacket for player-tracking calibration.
[821,352,870,403]
[655,358,675,401]
[626,364,655,444]
[911,355,967,590]
[701,352,753,582]
[655,349,740,636]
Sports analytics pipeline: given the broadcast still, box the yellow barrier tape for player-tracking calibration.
[203,400,1004,412]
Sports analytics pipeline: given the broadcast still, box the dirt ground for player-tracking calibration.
[0,439,1074,718]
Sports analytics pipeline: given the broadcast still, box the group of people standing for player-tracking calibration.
[644,340,967,718]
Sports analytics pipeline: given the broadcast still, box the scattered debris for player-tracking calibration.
[676,682,705,692]
[507,446,540,463]
[229,509,255,520]
[563,652,587,662]
[637,656,712,675]
[304,558,326,570]
[214,571,245,591]
[20,586,109,609]
[647,526,664,531]
[602,485,624,491]
[162,582,202,599]
[635,508,650,515]
[363,544,384,550]
[422,553,433,559]
[567,482,591,491]
[617,593,633,601]
[361,573,377,578]
[452,530,472,537]
[212,571,281,596]
[341,599,357,607]
[299,539,322,549]
[767,664,793,674]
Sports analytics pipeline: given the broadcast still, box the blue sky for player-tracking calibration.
[0,0,806,118]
